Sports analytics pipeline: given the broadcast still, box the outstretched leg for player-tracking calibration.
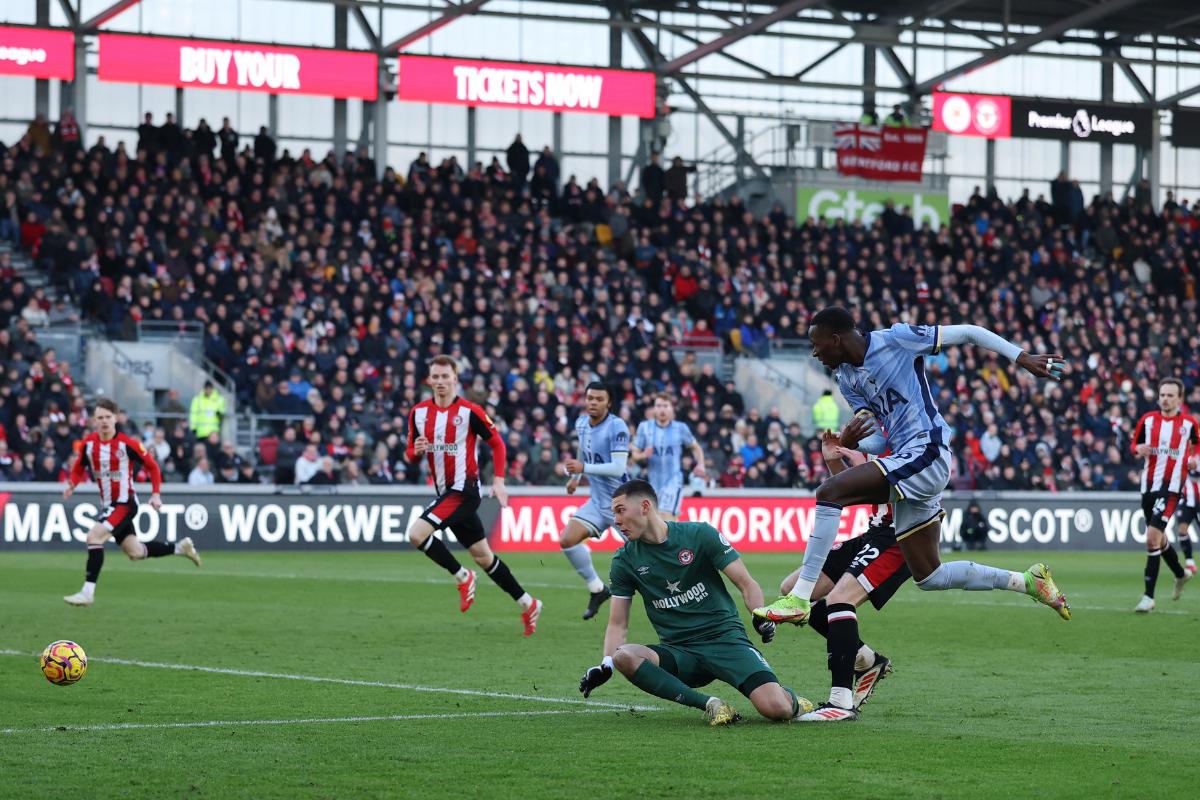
[559,518,610,619]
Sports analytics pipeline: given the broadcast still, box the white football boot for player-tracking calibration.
[1134,595,1156,613]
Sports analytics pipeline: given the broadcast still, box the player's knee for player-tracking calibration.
[825,583,862,606]
[814,480,843,505]
[86,527,108,545]
[753,691,794,721]
[914,563,945,589]
[612,645,644,677]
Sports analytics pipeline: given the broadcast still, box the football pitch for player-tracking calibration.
[1,550,1194,799]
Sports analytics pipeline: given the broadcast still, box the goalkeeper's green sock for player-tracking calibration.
[628,661,710,710]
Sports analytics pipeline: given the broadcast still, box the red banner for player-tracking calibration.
[932,91,1012,139]
[396,55,656,118]
[0,26,74,81]
[834,124,928,183]
[492,495,878,552]
[97,34,377,100]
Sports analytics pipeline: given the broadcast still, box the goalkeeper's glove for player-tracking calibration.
[579,656,614,698]
[752,616,777,644]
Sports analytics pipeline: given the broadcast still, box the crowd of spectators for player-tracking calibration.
[2,109,1199,493]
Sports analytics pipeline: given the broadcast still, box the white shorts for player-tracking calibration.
[572,498,625,541]
[874,441,951,540]
[657,483,684,516]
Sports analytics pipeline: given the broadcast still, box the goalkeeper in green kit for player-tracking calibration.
[578,479,813,725]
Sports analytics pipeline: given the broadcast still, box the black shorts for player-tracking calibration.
[1142,491,1180,531]
[821,525,911,610]
[100,502,139,543]
[419,490,486,547]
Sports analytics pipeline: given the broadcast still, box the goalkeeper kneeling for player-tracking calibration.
[578,479,812,725]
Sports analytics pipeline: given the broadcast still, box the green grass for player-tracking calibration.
[0,550,1195,799]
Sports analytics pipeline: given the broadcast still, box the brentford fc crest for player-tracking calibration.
[677,548,694,565]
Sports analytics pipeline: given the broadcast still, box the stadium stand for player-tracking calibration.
[1,113,1198,492]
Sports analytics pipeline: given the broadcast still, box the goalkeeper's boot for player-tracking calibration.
[582,587,611,621]
[704,697,741,727]
[1023,563,1071,620]
[457,570,478,613]
[521,597,543,637]
[797,702,858,722]
[1134,595,1155,613]
[852,652,892,710]
[178,537,202,567]
[1173,569,1192,600]
[753,594,811,625]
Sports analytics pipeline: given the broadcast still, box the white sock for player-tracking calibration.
[517,593,533,611]
[173,542,183,554]
[1006,571,1026,592]
[454,567,471,584]
[586,577,605,593]
[81,581,96,599]
[854,644,876,671]
[829,687,853,710]
[788,577,816,600]
[1188,559,1196,567]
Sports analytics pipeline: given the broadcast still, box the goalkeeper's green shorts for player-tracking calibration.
[649,635,778,698]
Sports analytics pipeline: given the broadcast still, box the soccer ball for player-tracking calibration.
[40,640,88,685]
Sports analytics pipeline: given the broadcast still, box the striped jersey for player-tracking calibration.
[836,323,949,452]
[69,432,162,508]
[634,420,695,490]
[407,396,504,494]
[1131,411,1200,493]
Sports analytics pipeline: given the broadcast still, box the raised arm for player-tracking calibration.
[940,324,1064,380]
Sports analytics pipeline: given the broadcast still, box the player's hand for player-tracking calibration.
[753,616,777,644]
[839,414,876,451]
[491,478,509,508]
[1136,444,1152,459]
[820,429,842,460]
[579,663,613,697]
[562,458,583,475]
[1016,352,1066,381]
[413,436,431,455]
[566,477,579,495]
[62,483,74,500]
[148,493,163,511]
[641,446,654,459]
[692,464,707,478]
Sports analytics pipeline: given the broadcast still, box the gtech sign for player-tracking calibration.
[796,187,950,229]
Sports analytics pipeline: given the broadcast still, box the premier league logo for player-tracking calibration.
[677,548,694,565]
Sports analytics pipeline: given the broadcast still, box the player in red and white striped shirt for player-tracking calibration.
[62,398,201,607]
[1130,378,1200,612]
[403,355,543,636]
[1174,455,1200,576]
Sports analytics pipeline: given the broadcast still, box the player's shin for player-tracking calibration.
[144,541,174,558]
[789,502,842,599]
[826,604,858,710]
[562,542,605,593]
[418,535,468,578]
[1161,545,1186,579]
[1145,549,1162,598]
[85,546,103,584]
[916,561,1024,592]
[628,661,711,711]
[485,556,533,609]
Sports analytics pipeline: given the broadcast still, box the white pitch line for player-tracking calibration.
[0,708,626,735]
[0,649,657,712]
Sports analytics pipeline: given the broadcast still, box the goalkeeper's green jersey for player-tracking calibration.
[609,522,747,645]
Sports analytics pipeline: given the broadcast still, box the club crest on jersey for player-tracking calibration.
[677,548,694,565]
